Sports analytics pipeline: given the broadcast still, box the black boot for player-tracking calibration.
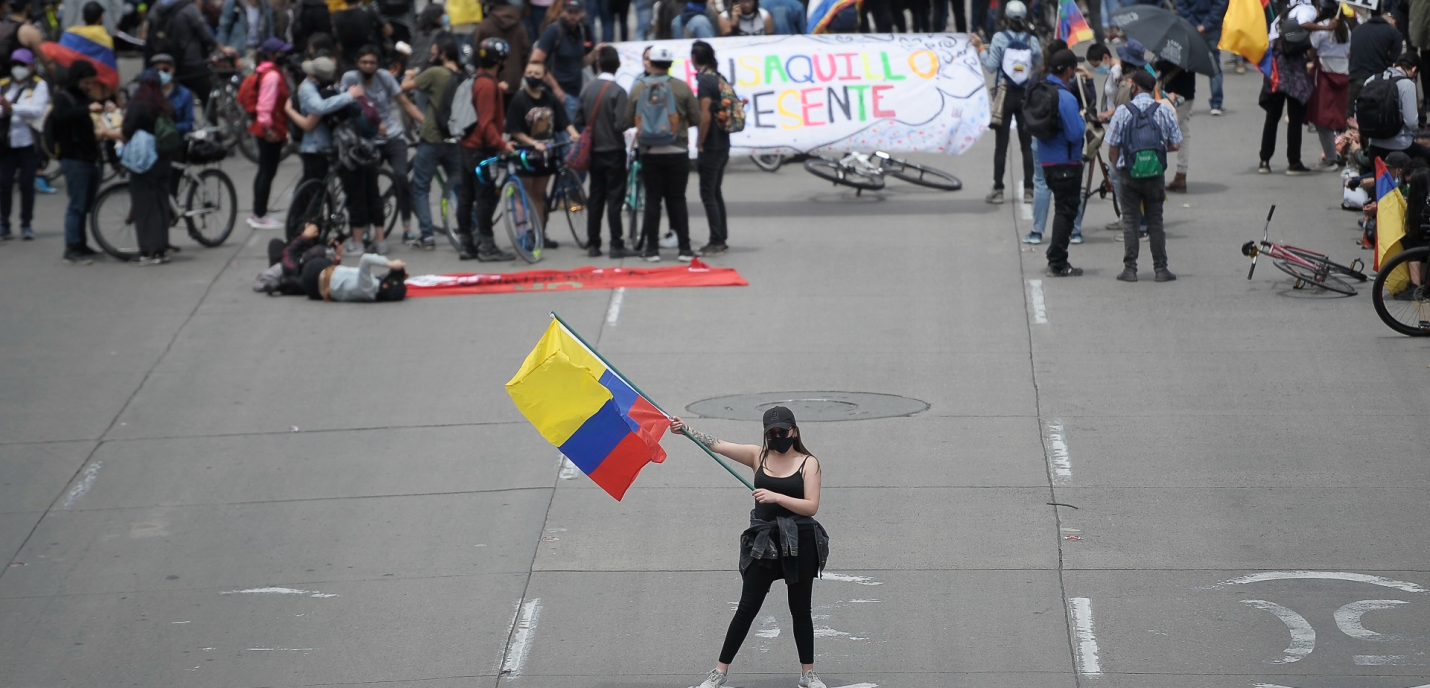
[476,239,515,262]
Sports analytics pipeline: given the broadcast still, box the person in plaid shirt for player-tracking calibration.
[1107,69,1183,283]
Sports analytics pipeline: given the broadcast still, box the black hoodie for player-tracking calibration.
[292,0,333,56]
[51,62,100,162]
[147,0,218,77]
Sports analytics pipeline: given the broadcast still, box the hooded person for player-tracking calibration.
[52,60,113,263]
[300,251,409,301]
[145,0,227,108]
[474,0,534,95]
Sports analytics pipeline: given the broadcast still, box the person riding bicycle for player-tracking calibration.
[506,60,579,237]
[341,44,421,245]
[458,36,518,261]
[283,55,363,238]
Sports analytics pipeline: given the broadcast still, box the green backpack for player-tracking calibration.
[154,115,183,156]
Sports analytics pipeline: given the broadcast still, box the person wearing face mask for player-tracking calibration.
[667,406,830,688]
[506,60,579,235]
[51,60,108,264]
[474,0,532,96]
[342,44,422,247]
[529,0,601,124]
[121,68,179,266]
[283,55,363,239]
[147,54,195,135]
[0,49,48,242]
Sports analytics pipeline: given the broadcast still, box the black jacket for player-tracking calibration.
[147,0,218,78]
[292,0,332,55]
[51,88,99,162]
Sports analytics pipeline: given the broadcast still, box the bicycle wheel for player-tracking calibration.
[433,176,465,252]
[286,178,336,241]
[1282,246,1368,281]
[1372,246,1430,336]
[1272,258,1357,295]
[90,182,138,260]
[803,157,885,190]
[502,177,544,263]
[185,168,238,247]
[376,169,400,241]
[877,156,962,191]
[551,167,589,249]
[751,152,784,172]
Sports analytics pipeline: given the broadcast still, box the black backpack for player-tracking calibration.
[1022,79,1064,140]
[1278,12,1312,56]
[1356,72,1407,140]
[432,67,469,140]
[146,5,181,62]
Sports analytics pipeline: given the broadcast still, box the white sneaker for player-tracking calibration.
[1209,108,1224,116]
[247,215,282,229]
[659,232,679,249]
[799,669,828,688]
[697,668,728,688]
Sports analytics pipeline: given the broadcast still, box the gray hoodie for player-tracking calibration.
[327,253,391,302]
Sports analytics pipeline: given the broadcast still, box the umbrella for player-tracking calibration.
[1110,4,1217,76]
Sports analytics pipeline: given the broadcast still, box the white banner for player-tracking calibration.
[612,33,989,155]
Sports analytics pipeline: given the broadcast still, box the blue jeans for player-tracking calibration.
[636,0,654,38]
[671,13,716,38]
[1031,140,1084,237]
[1205,31,1224,110]
[411,141,463,239]
[61,158,99,248]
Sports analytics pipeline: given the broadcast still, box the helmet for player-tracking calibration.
[477,37,510,68]
[1004,0,1027,20]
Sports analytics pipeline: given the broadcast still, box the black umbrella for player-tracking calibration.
[1110,4,1218,76]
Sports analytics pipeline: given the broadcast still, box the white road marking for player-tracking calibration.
[832,684,879,688]
[1045,420,1071,483]
[821,573,882,586]
[606,287,626,325]
[1018,178,1033,220]
[61,461,103,509]
[1028,280,1048,324]
[171,621,190,624]
[1214,571,1429,594]
[754,615,780,638]
[1258,684,1430,688]
[219,587,337,598]
[1355,655,1407,665]
[1068,597,1102,676]
[246,648,316,652]
[1241,600,1315,664]
[1336,600,1410,641]
[500,598,542,676]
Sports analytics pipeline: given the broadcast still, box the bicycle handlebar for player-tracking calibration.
[493,139,573,164]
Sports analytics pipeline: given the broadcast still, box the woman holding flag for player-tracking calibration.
[669,407,830,688]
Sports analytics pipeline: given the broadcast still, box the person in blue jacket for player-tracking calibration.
[149,53,195,134]
[1174,0,1227,115]
[1035,48,1087,278]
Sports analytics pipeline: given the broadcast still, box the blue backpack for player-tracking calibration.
[1118,101,1167,178]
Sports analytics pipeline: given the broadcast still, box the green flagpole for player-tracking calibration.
[549,311,754,491]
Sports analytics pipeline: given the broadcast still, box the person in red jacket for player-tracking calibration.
[248,37,292,230]
[458,37,518,261]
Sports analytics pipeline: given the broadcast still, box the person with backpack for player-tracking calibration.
[971,0,1040,205]
[474,0,533,96]
[283,56,362,233]
[1348,4,1402,121]
[454,37,519,261]
[529,0,599,124]
[1026,48,1086,278]
[51,60,108,264]
[505,60,579,232]
[693,40,735,256]
[243,37,291,230]
[1360,53,1428,164]
[401,36,469,253]
[574,44,629,257]
[145,0,229,109]
[1026,39,1094,246]
[215,0,276,56]
[120,69,179,265]
[1107,69,1182,283]
[623,44,699,262]
[148,54,195,135]
[1256,0,1321,175]
[342,44,421,246]
[0,49,48,242]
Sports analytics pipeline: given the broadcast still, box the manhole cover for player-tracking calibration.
[687,392,928,422]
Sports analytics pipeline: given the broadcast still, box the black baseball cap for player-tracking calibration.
[1049,49,1078,73]
[763,406,796,432]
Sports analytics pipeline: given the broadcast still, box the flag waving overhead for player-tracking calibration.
[1375,157,1407,272]
[507,319,668,500]
[1057,0,1094,46]
[1217,0,1270,67]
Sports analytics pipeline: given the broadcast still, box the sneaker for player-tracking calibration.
[34,177,56,194]
[76,244,101,257]
[543,237,560,249]
[476,244,516,262]
[659,232,678,249]
[799,669,828,688]
[1312,159,1339,172]
[678,251,694,263]
[699,243,728,255]
[1258,161,1271,174]
[1116,267,1138,282]
[20,227,33,240]
[1023,188,1034,204]
[1104,221,1123,232]
[609,246,633,258]
[1047,264,1084,277]
[247,215,282,229]
[643,253,661,262]
[344,239,362,254]
[1154,268,1177,282]
[1021,232,1043,245]
[985,187,1005,204]
[373,240,389,255]
[62,249,93,265]
[1393,285,1422,301]
[698,668,728,688]
[1114,232,1125,242]
[1210,108,1224,116]
[1070,233,1084,244]
[129,254,161,266]
[1285,162,1312,176]
[587,245,603,257]
[417,236,436,251]
[1235,63,1246,75]
[1139,230,1149,241]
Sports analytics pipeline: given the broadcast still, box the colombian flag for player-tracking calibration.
[807,0,861,34]
[42,25,119,90]
[1057,0,1094,46]
[506,319,668,500]
[1375,157,1407,273]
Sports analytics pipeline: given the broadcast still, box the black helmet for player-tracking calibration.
[477,37,510,68]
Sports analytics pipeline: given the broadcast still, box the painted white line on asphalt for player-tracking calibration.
[606,287,626,325]
[1336,600,1410,641]
[1241,600,1315,664]
[822,573,882,586]
[1258,683,1430,688]
[1068,597,1102,676]
[1355,655,1406,665]
[1046,420,1071,483]
[1215,571,1429,594]
[755,615,780,638]
[501,598,542,676]
[61,461,102,509]
[1017,178,1033,220]
[220,587,338,598]
[832,684,879,688]
[246,648,315,652]
[1028,280,1048,324]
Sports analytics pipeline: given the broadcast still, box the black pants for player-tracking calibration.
[640,152,691,254]
[1348,74,1366,121]
[337,164,383,231]
[130,162,172,256]
[1116,170,1168,270]
[719,530,819,665]
[460,146,500,248]
[932,0,967,31]
[993,86,1034,191]
[1043,163,1083,270]
[178,71,212,110]
[382,137,412,226]
[0,142,38,230]
[697,149,729,246]
[586,149,627,249]
[1259,91,1306,166]
[253,138,284,218]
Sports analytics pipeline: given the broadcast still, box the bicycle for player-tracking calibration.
[624,153,645,251]
[205,55,248,155]
[803,150,962,194]
[1242,205,1367,296]
[90,127,239,259]
[475,147,550,263]
[1371,246,1430,336]
[285,152,401,246]
[751,150,811,172]
[1083,149,1119,218]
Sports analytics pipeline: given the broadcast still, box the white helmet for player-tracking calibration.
[1005,0,1027,20]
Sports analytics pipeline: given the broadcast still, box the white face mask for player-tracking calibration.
[10,66,27,81]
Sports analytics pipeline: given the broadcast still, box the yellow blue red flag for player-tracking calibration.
[1375,157,1407,272]
[506,319,668,500]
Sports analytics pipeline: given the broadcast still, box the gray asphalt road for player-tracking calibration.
[2,54,1428,688]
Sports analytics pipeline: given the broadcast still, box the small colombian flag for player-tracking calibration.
[1375,157,1407,272]
[506,319,668,500]
[1057,0,1094,46]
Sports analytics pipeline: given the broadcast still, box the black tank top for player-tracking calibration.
[754,454,807,521]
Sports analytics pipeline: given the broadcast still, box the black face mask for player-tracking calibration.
[524,76,544,90]
[767,434,795,453]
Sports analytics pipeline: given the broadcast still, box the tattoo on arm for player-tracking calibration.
[688,429,720,447]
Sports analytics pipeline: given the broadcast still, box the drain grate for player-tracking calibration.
[686,391,928,422]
